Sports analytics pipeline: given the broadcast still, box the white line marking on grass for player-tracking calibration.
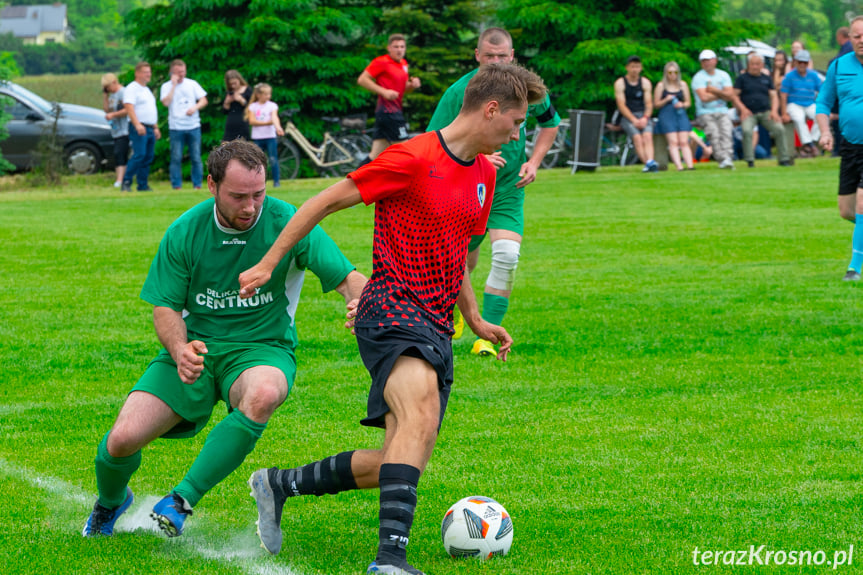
[0,458,306,575]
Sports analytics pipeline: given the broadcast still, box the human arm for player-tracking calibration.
[769,89,780,122]
[102,91,111,114]
[516,126,557,188]
[187,95,208,116]
[271,108,284,137]
[681,83,692,109]
[653,82,669,109]
[357,69,399,101]
[160,79,178,107]
[334,270,368,332]
[153,306,208,384]
[780,92,790,123]
[732,85,751,121]
[641,78,653,119]
[406,76,421,93]
[239,178,363,297]
[124,102,145,136]
[816,62,838,150]
[456,264,512,361]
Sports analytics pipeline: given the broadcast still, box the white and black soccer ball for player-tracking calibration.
[440,495,513,559]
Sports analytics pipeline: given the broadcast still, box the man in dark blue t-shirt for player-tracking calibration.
[733,52,792,167]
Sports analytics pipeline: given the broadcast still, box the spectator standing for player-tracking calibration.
[817,16,863,281]
[222,70,252,142]
[122,62,160,192]
[653,61,694,171]
[101,73,129,188]
[692,49,736,169]
[614,55,658,172]
[160,59,208,190]
[781,49,822,158]
[245,83,285,187]
[733,52,792,167]
[358,34,421,162]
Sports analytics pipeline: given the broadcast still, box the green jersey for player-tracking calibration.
[426,68,561,190]
[140,196,354,349]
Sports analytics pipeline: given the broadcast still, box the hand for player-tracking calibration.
[154,127,161,140]
[472,321,513,361]
[781,113,790,124]
[171,74,182,85]
[769,112,780,124]
[177,340,208,384]
[820,132,834,152]
[276,126,285,137]
[516,161,538,188]
[409,77,421,89]
[135,123,145,136]
[635,117,648,130]
[345,299,359,334]
[225,93,234,102]
[105,113,112,121]
[382,88,400,101]
[239,263,273,299]
[484,151,506,170]
[739,108,752,121]
[186,107,196,116]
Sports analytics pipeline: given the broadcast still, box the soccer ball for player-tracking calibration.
[440,495,513,559]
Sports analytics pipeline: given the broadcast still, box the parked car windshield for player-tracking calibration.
[0,81,52,114]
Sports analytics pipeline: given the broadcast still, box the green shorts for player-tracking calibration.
[468,183,525,251]
[131,340,297,439]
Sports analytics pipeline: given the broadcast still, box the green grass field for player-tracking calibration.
[2,158,862,574]
[16,74,106,109]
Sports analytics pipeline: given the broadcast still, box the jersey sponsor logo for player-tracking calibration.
[429,164,444,179]
[195,288,273,310]
[477,183,486,207]
[222,238,246,245]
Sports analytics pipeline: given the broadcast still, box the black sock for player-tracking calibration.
[273,451,358,497]
[375,463,421,565]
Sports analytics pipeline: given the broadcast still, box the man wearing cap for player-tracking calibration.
[614,55,658,172]
[816,16,863,281]
[691,49,736,169]
[780,49,822,158]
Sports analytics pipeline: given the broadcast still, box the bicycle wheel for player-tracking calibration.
[277,138,301,180]
[599,134,622,167]
[325,134,371,176]
[539,125,569,169]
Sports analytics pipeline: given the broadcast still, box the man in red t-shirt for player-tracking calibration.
[358,33,422,162]
[238,63,546,575]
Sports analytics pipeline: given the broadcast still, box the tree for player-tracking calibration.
[0,50,18,174]
[498,0,767,116]
[720,0,830,48]
[124,0,486,176]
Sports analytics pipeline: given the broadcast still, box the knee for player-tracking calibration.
[105,428,141,458]
[240,380,287,421]
[488,239,520,291]
[840,204,856,222]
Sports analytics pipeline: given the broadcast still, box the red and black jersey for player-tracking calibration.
[365,54,409,113]
[348,131,495,335]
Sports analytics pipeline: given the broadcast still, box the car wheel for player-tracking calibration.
[65,142,102,175]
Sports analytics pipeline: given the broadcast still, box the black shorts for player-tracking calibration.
[372,110,410,142]
[839,142,863,196]
[113,135,130,167]
[355,324,453,429]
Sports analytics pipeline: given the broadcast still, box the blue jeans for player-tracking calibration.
[124,126,156,190]
[169,127,203,188]
[254,138,280,185]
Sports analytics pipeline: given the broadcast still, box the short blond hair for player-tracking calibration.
[462,63,546,113]
[100,73,118,88]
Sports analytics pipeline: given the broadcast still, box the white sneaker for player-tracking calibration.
[113,181,121,188]
[719,159,735,170]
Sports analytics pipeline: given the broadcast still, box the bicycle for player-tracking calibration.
[525,118,570,169]
[599,114,637,167]
[277,110,372,180]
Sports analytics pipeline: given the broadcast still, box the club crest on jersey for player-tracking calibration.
[477,183,487,207]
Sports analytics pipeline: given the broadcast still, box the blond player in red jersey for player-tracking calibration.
[238,63,545,575]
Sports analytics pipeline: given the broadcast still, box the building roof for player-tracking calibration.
[0,4,67,38]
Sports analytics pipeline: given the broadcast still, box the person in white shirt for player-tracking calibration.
[122,62,161,192]
[691,49,737,169]
[160,59,208,190]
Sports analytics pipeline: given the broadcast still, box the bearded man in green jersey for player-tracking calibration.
[83,139,367,538]
[426,27,560,357]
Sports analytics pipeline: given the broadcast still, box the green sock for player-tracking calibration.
[481,293,510,327]
[95,431,141,509]
[174,409,266,507]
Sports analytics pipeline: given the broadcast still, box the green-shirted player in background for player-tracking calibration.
[426,27,560,356]
[82,139,367,538]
